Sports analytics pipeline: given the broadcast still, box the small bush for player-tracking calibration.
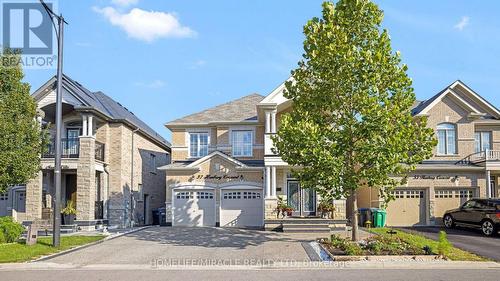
[0,217,24,243]
[344,242,364,256]
[437,231,452,257]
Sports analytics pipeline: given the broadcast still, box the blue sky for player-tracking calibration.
[22,0,500,140]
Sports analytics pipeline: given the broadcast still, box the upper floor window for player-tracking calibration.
[437,123,456,155]
[190,132,209,158]
[232,130,253,157]
[474,131,491,153]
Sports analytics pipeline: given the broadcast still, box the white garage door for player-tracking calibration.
[220,190,263,228]
[434,189,474,223]
[173,190,216,226]
[386,189,426,226]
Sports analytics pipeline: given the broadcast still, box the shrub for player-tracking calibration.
[0,217,24,243]
[344,242,364,256]
[437,231,452,257]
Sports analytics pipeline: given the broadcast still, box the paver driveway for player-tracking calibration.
[45,226,319,265]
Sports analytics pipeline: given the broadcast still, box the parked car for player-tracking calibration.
[443,198,500,236]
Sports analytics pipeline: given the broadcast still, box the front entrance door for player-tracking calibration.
[287,181,315,216]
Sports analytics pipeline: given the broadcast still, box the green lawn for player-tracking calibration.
[0,235,105,263]
[369,228,487,261]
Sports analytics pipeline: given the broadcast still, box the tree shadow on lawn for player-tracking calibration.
[123,226,313,249]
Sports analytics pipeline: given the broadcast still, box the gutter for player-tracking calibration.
[130,127,140,227]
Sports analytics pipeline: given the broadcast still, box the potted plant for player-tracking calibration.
[318,198,336,219]
[61,200,77,225]
[283,205,294,217]
[276,196,287,218]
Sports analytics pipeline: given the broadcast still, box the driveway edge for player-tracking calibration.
[32,226,151,263]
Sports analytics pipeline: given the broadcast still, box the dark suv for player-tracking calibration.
[443,198,500,236]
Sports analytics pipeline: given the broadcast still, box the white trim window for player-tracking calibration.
[189,132,209,158]
[232,130,253,157]
[437,123,457,155]
[474,131,491,153]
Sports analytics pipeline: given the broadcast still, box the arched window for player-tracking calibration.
[437,123,456,155]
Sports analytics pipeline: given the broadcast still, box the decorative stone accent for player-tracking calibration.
[264,198,278,219]
[25,171,43,221]
[76,136,96,230]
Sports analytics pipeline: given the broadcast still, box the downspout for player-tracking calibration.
[104,164,110,226]
[130,127,140,227]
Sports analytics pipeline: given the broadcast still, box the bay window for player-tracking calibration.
[437,123,456,155]
[232,130,253,157]
[190,132,209,158]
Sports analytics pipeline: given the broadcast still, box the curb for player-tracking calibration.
[32,226,151,263]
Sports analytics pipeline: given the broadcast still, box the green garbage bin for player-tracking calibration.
[372,209,387,228]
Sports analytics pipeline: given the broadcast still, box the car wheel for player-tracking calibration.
[481,220,496,236]
[443,215,455,228]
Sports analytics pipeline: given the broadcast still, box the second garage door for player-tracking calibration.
[173,190,216,226]
[386,189,427,226]
[220,190,263,228]
[434,188,474,223]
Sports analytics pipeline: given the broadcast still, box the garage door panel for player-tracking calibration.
[221,190,262,228]
[173,190,215,227]
[434,189,474,224]
[386,189,426,227]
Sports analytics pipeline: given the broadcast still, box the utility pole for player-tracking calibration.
[40,0,68,247]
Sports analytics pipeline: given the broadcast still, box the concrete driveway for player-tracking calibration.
[44,226,322,265]
[405,226,500,261]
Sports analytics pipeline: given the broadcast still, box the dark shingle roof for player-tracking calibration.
[35,75,170,149]
[167,94,265,125]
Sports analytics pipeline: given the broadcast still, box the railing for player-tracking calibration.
[457,150,500,165]
[95,141,105,161]
[43,138,80,158]
[43,138,106,161]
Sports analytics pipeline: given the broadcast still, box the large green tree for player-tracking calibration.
[0,50,44,193]
[273,0,436,240]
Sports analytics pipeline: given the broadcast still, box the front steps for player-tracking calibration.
[265,217,346,233]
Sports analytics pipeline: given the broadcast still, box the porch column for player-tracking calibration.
[271,166,277,198]
[25,171,43,221]
[82,114,88,136]
[270,111,277,133]
[486,170,491,198]
[76,136,96,230]
[88,115,93,137]
[265,111,271,134]
[265,166,271,198]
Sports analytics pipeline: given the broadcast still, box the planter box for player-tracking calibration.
[318,243,443,262]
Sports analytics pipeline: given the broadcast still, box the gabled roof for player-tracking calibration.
[32,74,170,149]
[412,80,500,118]
[166,93,265,127]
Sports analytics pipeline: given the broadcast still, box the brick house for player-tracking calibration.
[0,75,170,230]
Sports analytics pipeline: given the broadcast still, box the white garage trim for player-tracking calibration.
[170,182,217,189]
[219,181,262,188]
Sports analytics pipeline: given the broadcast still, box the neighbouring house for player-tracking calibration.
[0,75,171,230]
[160,89,347,230]
[357,80,500,226]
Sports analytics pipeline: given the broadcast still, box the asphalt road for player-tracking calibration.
[405,226,500,261]
[0,269,498,281]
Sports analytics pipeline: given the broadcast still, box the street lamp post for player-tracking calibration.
[40,0,67,247]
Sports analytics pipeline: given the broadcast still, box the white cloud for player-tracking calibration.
[188,59,206,69]
[134,80,166,89]
[111,0,139,8]
[93,6,196,42]
[454,16,470,31]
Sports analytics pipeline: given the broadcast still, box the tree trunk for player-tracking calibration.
[349,192,359,241]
